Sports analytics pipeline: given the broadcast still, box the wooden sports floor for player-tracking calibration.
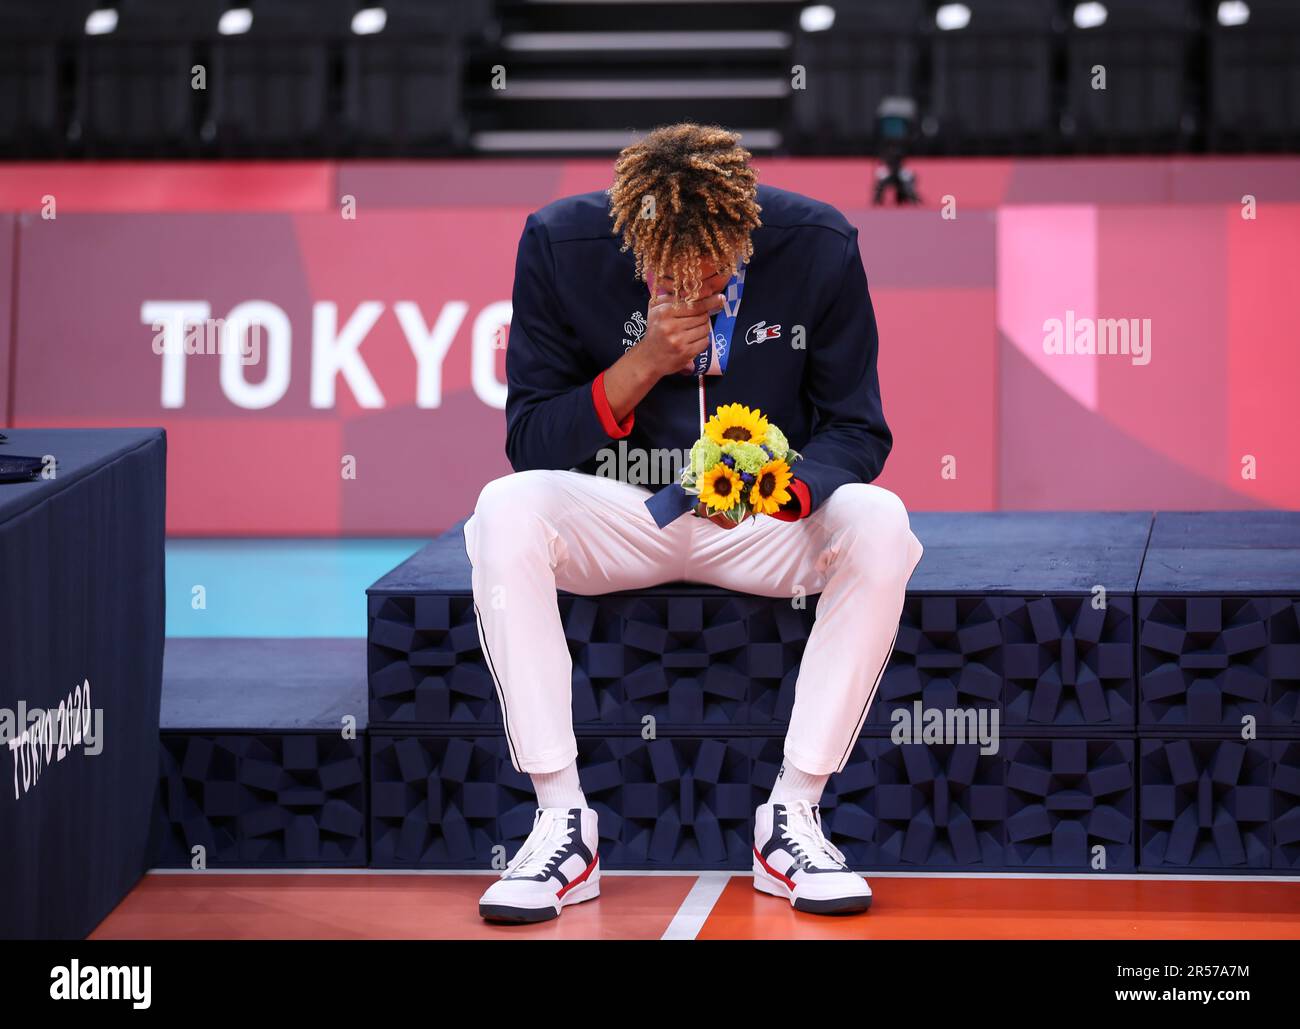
[91,870,1300,940]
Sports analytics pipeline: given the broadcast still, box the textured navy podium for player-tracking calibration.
[362,509,1300,874]
[154,508,1300,876]
[151,640,368,868]
[1136,513,1300,870]
[0,428,165,939]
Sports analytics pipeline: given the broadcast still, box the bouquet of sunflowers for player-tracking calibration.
[683,403,801,526]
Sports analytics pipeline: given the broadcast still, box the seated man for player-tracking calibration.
[466,123,923,923]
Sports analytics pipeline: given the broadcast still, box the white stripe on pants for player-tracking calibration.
[463,469,924,776]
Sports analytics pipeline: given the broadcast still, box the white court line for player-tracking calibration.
[661,873,734,940]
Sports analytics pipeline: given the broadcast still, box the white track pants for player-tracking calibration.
[464,470,923,777]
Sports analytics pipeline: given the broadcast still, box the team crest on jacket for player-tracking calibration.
[746,321,782,345]
[623,310,647,348]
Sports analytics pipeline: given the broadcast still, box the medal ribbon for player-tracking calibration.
[642,265,748,528]
[688,265,745,376]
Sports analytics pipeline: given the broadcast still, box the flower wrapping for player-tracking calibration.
[680,403,801,525]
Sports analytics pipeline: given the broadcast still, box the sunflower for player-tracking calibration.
[698,464,744,512]
[705,403,770,447]
[749,459,793,515]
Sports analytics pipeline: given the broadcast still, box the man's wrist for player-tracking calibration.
[621,338,669,385]
[610,345,664,401]
[598,346,659,429]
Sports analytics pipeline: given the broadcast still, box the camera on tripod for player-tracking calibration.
[873,96,921,206]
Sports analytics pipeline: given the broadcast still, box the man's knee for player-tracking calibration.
[830,483,923,573]
[473,470,556,524]
[466,470,562,567]
[832,482,910,536]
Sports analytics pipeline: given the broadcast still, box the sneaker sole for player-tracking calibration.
[479,878,601,924]
[753,866,872,915]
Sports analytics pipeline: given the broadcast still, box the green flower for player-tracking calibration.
[689,438,721,477]
[763,424,789,459]
[723,441,767,475]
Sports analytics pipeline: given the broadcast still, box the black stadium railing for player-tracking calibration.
[0,0,1295,159]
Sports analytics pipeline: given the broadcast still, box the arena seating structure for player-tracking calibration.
[2,0,1297,158]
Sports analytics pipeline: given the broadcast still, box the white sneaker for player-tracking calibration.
[753,800,873,914]
[479,807,601,923]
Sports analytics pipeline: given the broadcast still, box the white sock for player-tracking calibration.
[768,760,828,807]
[531,760,587,810]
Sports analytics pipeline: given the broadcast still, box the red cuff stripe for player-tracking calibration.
[769,478,811,522]
[592,371,634,438]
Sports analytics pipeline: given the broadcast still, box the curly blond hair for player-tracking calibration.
[608,123,762,301]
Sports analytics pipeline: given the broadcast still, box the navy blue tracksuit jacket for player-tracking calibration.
[503,183,892,517]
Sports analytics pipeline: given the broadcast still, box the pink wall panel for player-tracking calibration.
[1226,203,1300,509]
[874,288,998,510]
[1095,206,1231,501]
[0,162,333,213]
[998,206,1098,411]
